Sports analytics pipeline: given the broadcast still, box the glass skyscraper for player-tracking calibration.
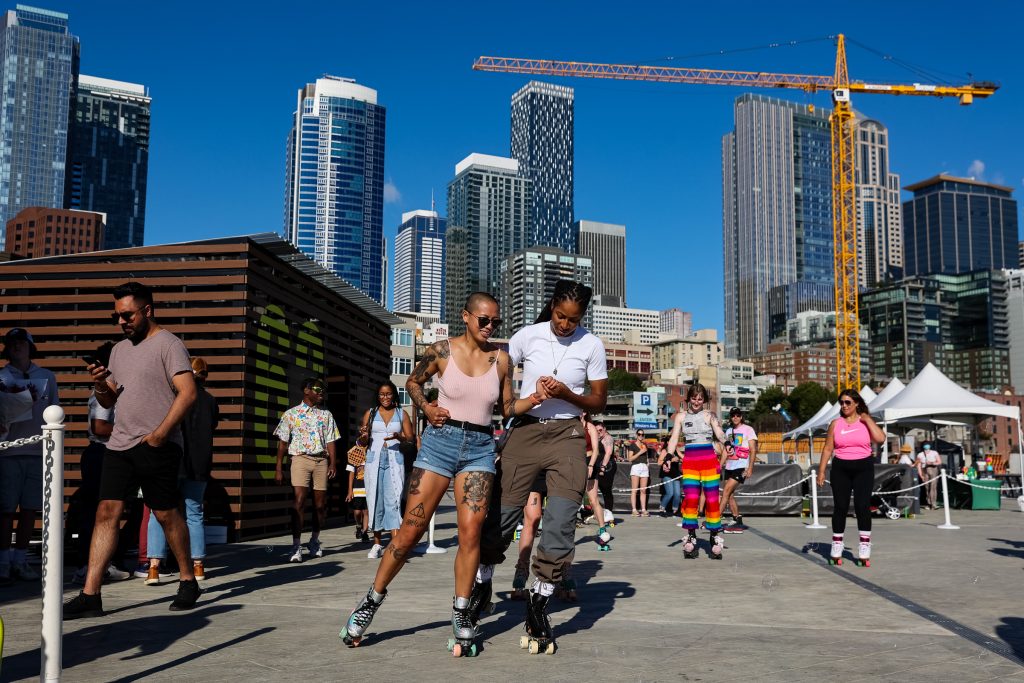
[902,174,1018,277]
[0,5,79,243]
[65,75,150,249]
[284,76,386,303]
[722,94,833,359]
[511,81,574,252]
[393,209,446,315]
[855,119,902,288]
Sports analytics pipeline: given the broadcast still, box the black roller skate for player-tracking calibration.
[682,532,699,559]
[340,585,386,647]
[709,532,724,560]
[519,591,556,655]
[469,578,494,623]
[446,596,480,657]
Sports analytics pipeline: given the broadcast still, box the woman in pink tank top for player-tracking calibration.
[342,292,545,654]
[816,389,885,566]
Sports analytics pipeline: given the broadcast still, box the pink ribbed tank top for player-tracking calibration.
[831,418,872,460]
[437,342,500,426]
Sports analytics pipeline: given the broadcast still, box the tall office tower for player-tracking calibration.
[501,246,593,334]
[511,81,574,251]
[284,76,386,303]
[0,5,79,243]
[1007,269,1024,393]
[445,153,531,335]
[855,119,902,288]
[1019,241,1024,268]
[65,75,150,249]
[576,219,626,307]
[722,94,833,359]
[902,174,1018,276]
[659,308,692,339]
[393,209,447,315]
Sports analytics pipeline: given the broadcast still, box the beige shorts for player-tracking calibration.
[290,453,328,491]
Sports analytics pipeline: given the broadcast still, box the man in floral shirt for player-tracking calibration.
[274,377,339,563]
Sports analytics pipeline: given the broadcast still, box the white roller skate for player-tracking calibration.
[856,540,871,567]
[829,535,844,566]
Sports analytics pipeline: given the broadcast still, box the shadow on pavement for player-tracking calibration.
[2,604,270,681]
[995,617,1024,664]
[987,537,1024,560]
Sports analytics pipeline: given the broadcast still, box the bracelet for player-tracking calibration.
[94,384,112,395]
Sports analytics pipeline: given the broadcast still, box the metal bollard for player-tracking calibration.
[937,469,959,530]
[40,405,66,682]
[807,472,826,529]
[424,513,446,554]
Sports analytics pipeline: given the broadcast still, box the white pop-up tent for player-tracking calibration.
[871,363,1023,475]
[866,377,905,410]
[783,401,833,440]
[800,385,878,435]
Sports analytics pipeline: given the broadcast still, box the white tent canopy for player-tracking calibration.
[800,385,878,435]
[783,401,833,440]
[873,363,1019,423]
[865,377,905,412]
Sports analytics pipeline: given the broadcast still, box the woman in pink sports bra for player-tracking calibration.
[342,292,544,655]
[816,389,885,566]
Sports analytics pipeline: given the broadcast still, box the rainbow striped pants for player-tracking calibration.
[681,444,721,531]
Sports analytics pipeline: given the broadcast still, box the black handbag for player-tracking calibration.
[495,416,517,454]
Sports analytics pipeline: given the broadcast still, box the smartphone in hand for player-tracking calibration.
[82,355,100,367]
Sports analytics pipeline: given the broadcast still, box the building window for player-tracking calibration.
[392,357,412,375]
[391,328,414,346]
[397,387,409,406]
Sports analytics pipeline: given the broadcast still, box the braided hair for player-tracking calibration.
[534,280,593,324]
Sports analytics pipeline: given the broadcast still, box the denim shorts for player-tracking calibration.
[413,423,496,478]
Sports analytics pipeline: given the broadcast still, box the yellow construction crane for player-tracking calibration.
[474,35,997,391]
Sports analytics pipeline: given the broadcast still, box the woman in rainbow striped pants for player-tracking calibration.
[667,384,728,559]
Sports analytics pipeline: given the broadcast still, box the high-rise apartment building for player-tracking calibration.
[5,206,103,257]
[501,246,593,334]
[393,209,446,316]
[855,119,902,288]
[767,281,833,342]
[511,81,574,251]
[445,153,531,335]
[576,219,626,307]
[722,94,833,360]
[0,6,79,243]
[1019,241,1024,268]
[1006,269,1024,393]
[592,305,660,345]
[65,75,150,249]
[284,76,386,303]
[659,308,692,340]
[902,174,1017,277]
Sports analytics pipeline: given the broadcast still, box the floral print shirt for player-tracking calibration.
[274,402,340,456]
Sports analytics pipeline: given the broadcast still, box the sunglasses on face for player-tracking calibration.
[840,400,855,406]
[111,308,143,323]
[469,314,502,330]
[310,385,326,394]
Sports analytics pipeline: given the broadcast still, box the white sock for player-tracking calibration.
[531,579,555,597]
[859,530,871,543]
[475,564,494,584]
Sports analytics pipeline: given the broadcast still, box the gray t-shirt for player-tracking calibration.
[105,329,192,452]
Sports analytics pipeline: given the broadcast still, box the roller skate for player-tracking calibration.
[340,585,386,646]
[446,596,480,657]
[856,540,871,567]
[829,535,844,566]
[709,532,724,560]
[510,566,529,601]
[603,509,615,528]
[469,577,494,622]
[555,577,577,602]
[596,526,612,551]
[519,590,556,655]
[513,523,523,541]
[682,533,699,559]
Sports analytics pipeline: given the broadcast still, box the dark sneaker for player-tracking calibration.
[64,591,104,620]
[169,579,202,611]
[723,523,746,534]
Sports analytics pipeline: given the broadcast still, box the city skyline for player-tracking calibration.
[39,1,1024,331]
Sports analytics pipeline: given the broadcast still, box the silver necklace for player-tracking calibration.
[549,328,571,376]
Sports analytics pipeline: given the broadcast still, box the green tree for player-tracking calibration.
[607,367,644,392]
[747,386,789,432]
[787,382,831,424]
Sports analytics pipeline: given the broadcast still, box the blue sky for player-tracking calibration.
[58,1,1022,332]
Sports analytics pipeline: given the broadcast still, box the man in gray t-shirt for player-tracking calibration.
[65,282,200,620]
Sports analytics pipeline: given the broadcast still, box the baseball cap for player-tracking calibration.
[2,327,36,359]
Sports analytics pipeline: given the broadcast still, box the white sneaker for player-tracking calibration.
[289,546,303,563]
[12,561,39,581]
[367,544,384,559]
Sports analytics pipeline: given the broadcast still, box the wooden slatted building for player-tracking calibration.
[0,234,400,540]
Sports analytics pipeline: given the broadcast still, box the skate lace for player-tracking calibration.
[352,597,381,627]
[453,607,475,630]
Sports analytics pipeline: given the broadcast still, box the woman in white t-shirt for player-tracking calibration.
[476,280,608,654]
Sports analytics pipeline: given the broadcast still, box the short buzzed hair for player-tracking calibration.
[464,291,498,313]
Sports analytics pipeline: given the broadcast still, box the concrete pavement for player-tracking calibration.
[1,500,1023,682]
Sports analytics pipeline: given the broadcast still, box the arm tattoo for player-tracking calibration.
[460,472,493,514]
[407,467,424,495]
[502,351,517,417]
[436,342,450,359]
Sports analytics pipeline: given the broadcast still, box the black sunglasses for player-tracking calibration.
[111,308,144,323]
[470,314,502,330]
[840,399,855,406]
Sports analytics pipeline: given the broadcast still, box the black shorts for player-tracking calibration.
[722,469,746,484]
[99,441,183,511]
[530,472,548,497]
[349,496,367,511]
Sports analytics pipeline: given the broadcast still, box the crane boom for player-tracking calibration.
[473,37,997,391]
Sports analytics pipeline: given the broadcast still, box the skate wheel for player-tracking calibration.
[520,635,530,649]
[451,642,463,657]
[468,643,478,657]
[528,640,540,654]
[857,559,870,567]
[447,638,455,652]
[545,642,556,655]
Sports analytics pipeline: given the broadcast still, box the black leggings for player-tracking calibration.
[830,457,873,534]
[597,466,615,513]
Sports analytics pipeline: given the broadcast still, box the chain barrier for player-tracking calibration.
[40,432,55,586]
[0,433,44,451]
[946,475,1023,493]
